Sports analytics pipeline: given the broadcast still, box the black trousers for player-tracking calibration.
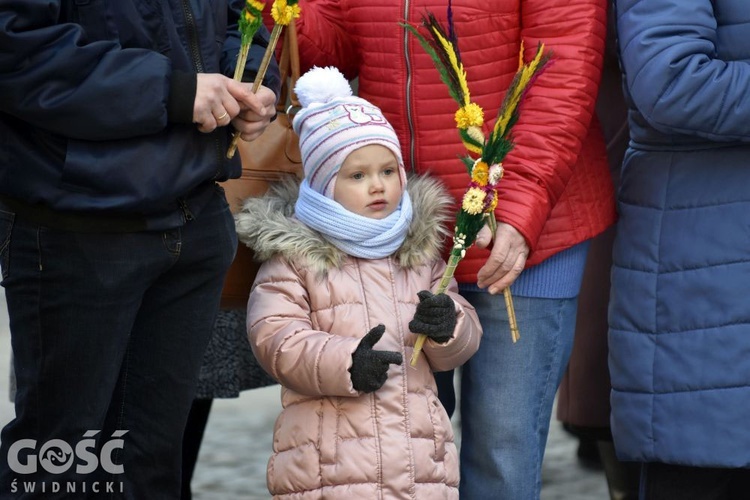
[181,399,213,500]
[641,462,750,500]
[0,189,236,499]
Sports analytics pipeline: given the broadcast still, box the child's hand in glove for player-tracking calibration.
[349,324,402,393]
[408,290,457,344]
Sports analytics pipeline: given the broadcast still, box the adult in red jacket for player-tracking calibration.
[292,0,615,497]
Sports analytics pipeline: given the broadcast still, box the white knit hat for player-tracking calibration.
[292,66,406,197]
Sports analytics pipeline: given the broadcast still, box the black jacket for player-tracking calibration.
[0,0,280,229]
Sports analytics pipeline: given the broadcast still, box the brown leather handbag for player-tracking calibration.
[220,23,303,310]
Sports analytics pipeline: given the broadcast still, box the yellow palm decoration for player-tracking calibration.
[227,0,301,158]
[403,5,551,366]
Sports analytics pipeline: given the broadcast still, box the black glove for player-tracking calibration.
[349,324,403,393]
[408,290,457,344]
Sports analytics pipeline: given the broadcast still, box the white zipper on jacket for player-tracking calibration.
[402,0,417,175]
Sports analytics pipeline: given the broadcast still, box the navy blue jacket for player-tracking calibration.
[0,0,280,229]
[610,0,750,467]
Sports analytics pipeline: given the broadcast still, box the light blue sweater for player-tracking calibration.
[459,240,590,299]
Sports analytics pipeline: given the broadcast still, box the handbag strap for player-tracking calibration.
[277,22,301,112]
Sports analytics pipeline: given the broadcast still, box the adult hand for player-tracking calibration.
[193,74,245,133]
[475,222,529,295]
[227,84,277,142]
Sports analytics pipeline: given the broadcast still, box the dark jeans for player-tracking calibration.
[434,370,455,418]
[180,399,213,500]
[0,187,236,499]
[641,462,750,500]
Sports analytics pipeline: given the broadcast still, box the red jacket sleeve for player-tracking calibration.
[495,0,607,250]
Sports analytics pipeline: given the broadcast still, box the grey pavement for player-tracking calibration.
[0,289,609,499]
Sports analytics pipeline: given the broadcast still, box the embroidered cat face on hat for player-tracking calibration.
[292,66,406,198]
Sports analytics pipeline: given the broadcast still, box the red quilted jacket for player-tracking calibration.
[290,0,616,283]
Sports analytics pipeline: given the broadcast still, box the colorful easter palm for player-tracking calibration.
[227,0,301,158]
[403,6,551,366]
[232,0,265,82]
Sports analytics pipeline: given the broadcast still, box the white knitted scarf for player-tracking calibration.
[294,179,413,260]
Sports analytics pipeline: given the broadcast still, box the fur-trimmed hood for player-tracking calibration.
[235,175,453,275]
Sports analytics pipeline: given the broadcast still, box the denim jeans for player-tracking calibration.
[457,291,578,500]
[0,187,236,499]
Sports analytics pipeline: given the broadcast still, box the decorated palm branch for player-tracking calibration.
[403,6,551,366]
[227,0,301,158]
[232,0,265,82]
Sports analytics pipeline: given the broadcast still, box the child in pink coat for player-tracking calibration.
[236,67,482,499]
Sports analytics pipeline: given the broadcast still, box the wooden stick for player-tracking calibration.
[504,288,519,342]
[487,214,520,342]
[409,253,461,367]
[227,24,284,159]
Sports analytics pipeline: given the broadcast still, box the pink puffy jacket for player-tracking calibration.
[238,177,482,499]
[289,0,616,282]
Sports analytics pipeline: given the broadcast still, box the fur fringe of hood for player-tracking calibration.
[235,175,454,275]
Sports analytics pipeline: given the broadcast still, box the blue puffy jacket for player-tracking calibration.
[610,0,750,467]
[0,0,279,229]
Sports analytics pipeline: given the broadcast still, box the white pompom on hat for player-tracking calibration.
[292,66,406,197]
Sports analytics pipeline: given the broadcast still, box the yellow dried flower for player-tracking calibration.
[455,102,484,129]
[487,191,498,212]
[462,188,486,215]
[248,0,265,9]
[271,0,301,25]
[471,161,489,186]
[466,125,485,144]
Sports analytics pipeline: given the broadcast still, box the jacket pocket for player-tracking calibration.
[73,0,119,42]
[0,210,15,281]
[208,0,228,48]
[318,398,339,464]
[129,0,170,53]
[72,0,171,52]
[426,392,449,462]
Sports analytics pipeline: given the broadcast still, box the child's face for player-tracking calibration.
[333,145,403,219]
